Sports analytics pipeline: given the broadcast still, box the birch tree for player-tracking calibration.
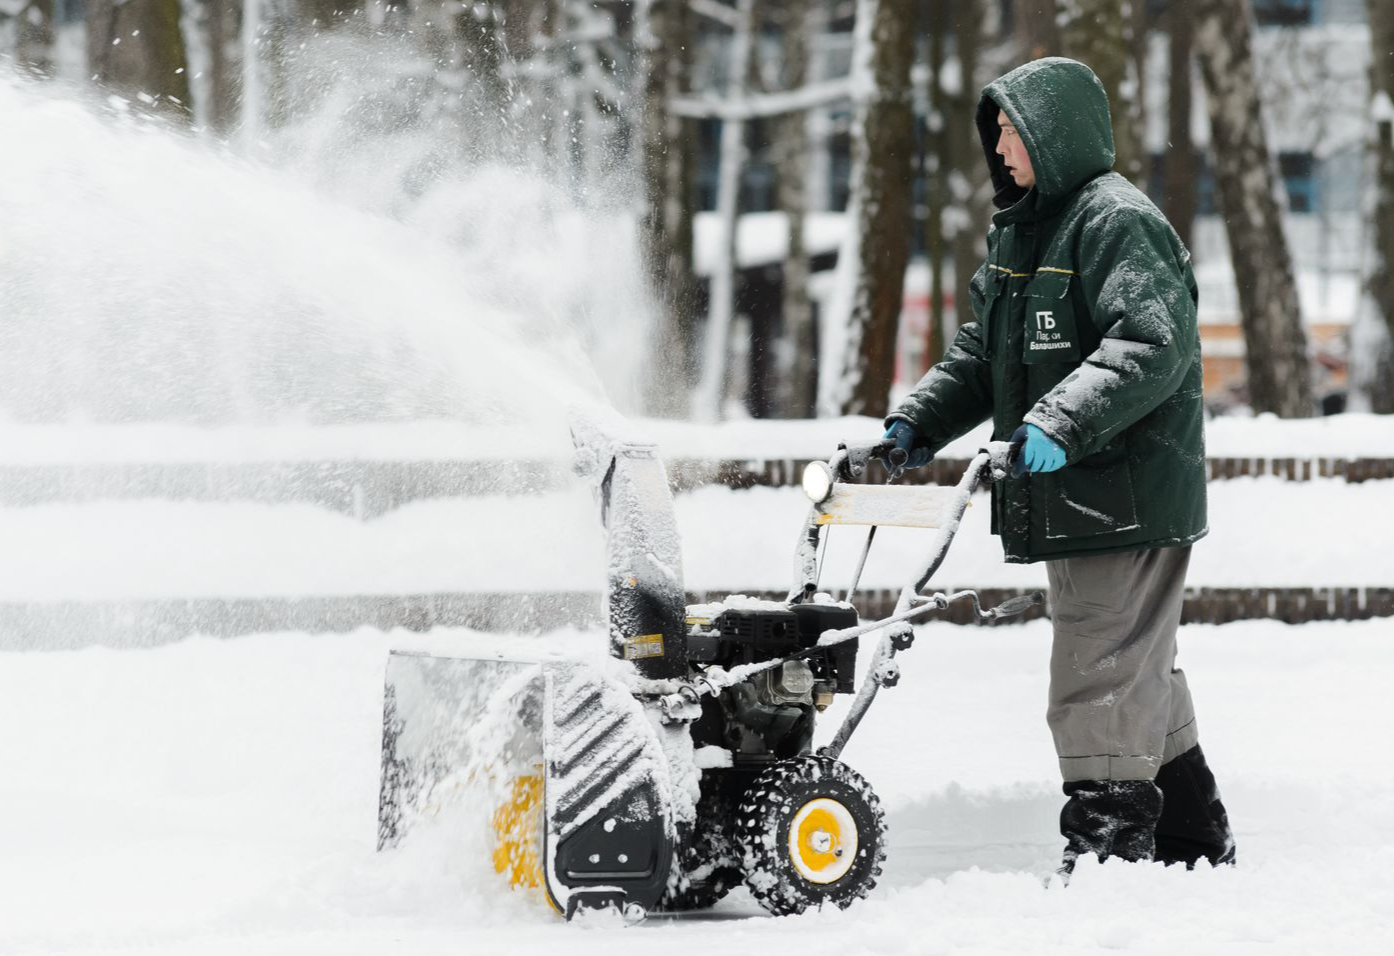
[638,0,699,414]
[692,0,756,421]
[1,0,54,76]
[824,0,916,417]
[1058,0,1144,184]
[1193,0,1312,417]
[86,0,193,118]
[1362,0,1394,412]
[772,0,817,418]
[195,0,243,134]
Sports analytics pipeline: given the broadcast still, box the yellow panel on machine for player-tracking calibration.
[492,772,545,891]
[377,651,680,920]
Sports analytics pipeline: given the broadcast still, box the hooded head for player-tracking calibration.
[975,57,1115,211]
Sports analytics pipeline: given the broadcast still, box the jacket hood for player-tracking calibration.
[976,57,1115,210]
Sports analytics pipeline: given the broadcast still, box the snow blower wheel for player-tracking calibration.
[735,755,885,916]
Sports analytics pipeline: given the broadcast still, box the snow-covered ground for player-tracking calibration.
[3,618,1390,955]
[0,476,1387,602]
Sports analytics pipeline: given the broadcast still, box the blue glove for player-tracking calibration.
[884,420,932,469]
[1010,424,1066,476]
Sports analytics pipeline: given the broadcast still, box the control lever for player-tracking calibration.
[984,591,1045,621]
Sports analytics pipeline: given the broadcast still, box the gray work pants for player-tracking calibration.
[1045,546,1199,782]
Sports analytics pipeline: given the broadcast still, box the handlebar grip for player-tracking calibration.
[989,591,1045,619]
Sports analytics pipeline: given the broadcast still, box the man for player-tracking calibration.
[883,58,1235,876]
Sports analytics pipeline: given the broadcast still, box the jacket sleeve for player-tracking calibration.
[1023,208,1197,462]
[886,263,994,454]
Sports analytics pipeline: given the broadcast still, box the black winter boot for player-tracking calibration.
[1154,744,1236,868]
[1059,780,1164,878]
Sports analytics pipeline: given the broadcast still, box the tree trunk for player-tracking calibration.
[1014,0,1060,62]
[772,0,816,418]
[1364,0,1394,413]
[1164,0,1198,249]
[951,0,986,335]
[205,0,244,134]
[804,3,834,214]
[455,1,510,155]
[4,0,55,76]
[826,0,916,417]
[86,0,193,119]
[306,0,362,29]
[1059,0,1144,184]
[693,0,756,421]
[239,0,298,142]
[1193,0,1312,417]
[638,0,698,415]
[925,0,948,371]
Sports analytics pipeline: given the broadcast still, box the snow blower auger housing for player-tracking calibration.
[376,416,1041,921]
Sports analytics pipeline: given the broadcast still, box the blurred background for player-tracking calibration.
[0,0,1389,424]
[2,14,1392,948]
[0,2,1389,651]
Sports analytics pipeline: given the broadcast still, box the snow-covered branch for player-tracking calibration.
[670,77,852,120]
[689,0,739,29]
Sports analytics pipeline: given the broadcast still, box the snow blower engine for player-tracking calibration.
[376,417,1040,921]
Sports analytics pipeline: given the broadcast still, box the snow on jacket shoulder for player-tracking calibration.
[888,57,1207,563]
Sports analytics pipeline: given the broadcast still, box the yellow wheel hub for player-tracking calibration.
[788,797,858,884]
[492,773,545,890]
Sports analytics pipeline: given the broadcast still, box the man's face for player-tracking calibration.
[995,110,1035,188]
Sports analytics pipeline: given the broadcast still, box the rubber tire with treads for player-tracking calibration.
[734,755,885,916]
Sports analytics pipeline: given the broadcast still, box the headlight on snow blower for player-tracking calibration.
[802,461,834,504]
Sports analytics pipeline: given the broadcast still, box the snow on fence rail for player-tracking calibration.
[0,452,1389,518]
[758,586,1394,627]
[673,454,1394,491]
[6,586,1390,649]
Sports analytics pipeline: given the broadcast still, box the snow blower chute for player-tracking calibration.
[376,417,1041,920]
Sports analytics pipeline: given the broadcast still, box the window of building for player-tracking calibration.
[829,124,852,213]
[1149,150,1318,216]
[55,0,86,23]
[695,119,782,214]
[1253,0,1319,27]
[1145,0,1322,24]
[1278,151,1317,214]
[1147,151,1217,216]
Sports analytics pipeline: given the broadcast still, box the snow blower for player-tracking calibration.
[376,416,1040,920]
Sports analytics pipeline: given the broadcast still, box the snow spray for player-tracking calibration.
[0,34,659,639]
[0,64,652,427]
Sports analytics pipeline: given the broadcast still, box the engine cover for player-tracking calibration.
[684,599,859,693]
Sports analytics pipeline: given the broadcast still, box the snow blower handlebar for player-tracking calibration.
[792,438,1022,604]
[820,439,1041,758]
[658,440,1043,725]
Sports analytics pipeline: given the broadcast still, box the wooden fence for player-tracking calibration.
[701,586,1394,627]
[0,452,1386,647]
[0,453,1387,518]
[5,585,1389,650]
[681,455,1394,491]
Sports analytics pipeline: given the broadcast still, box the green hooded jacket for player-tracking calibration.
[888,57,1207,563]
